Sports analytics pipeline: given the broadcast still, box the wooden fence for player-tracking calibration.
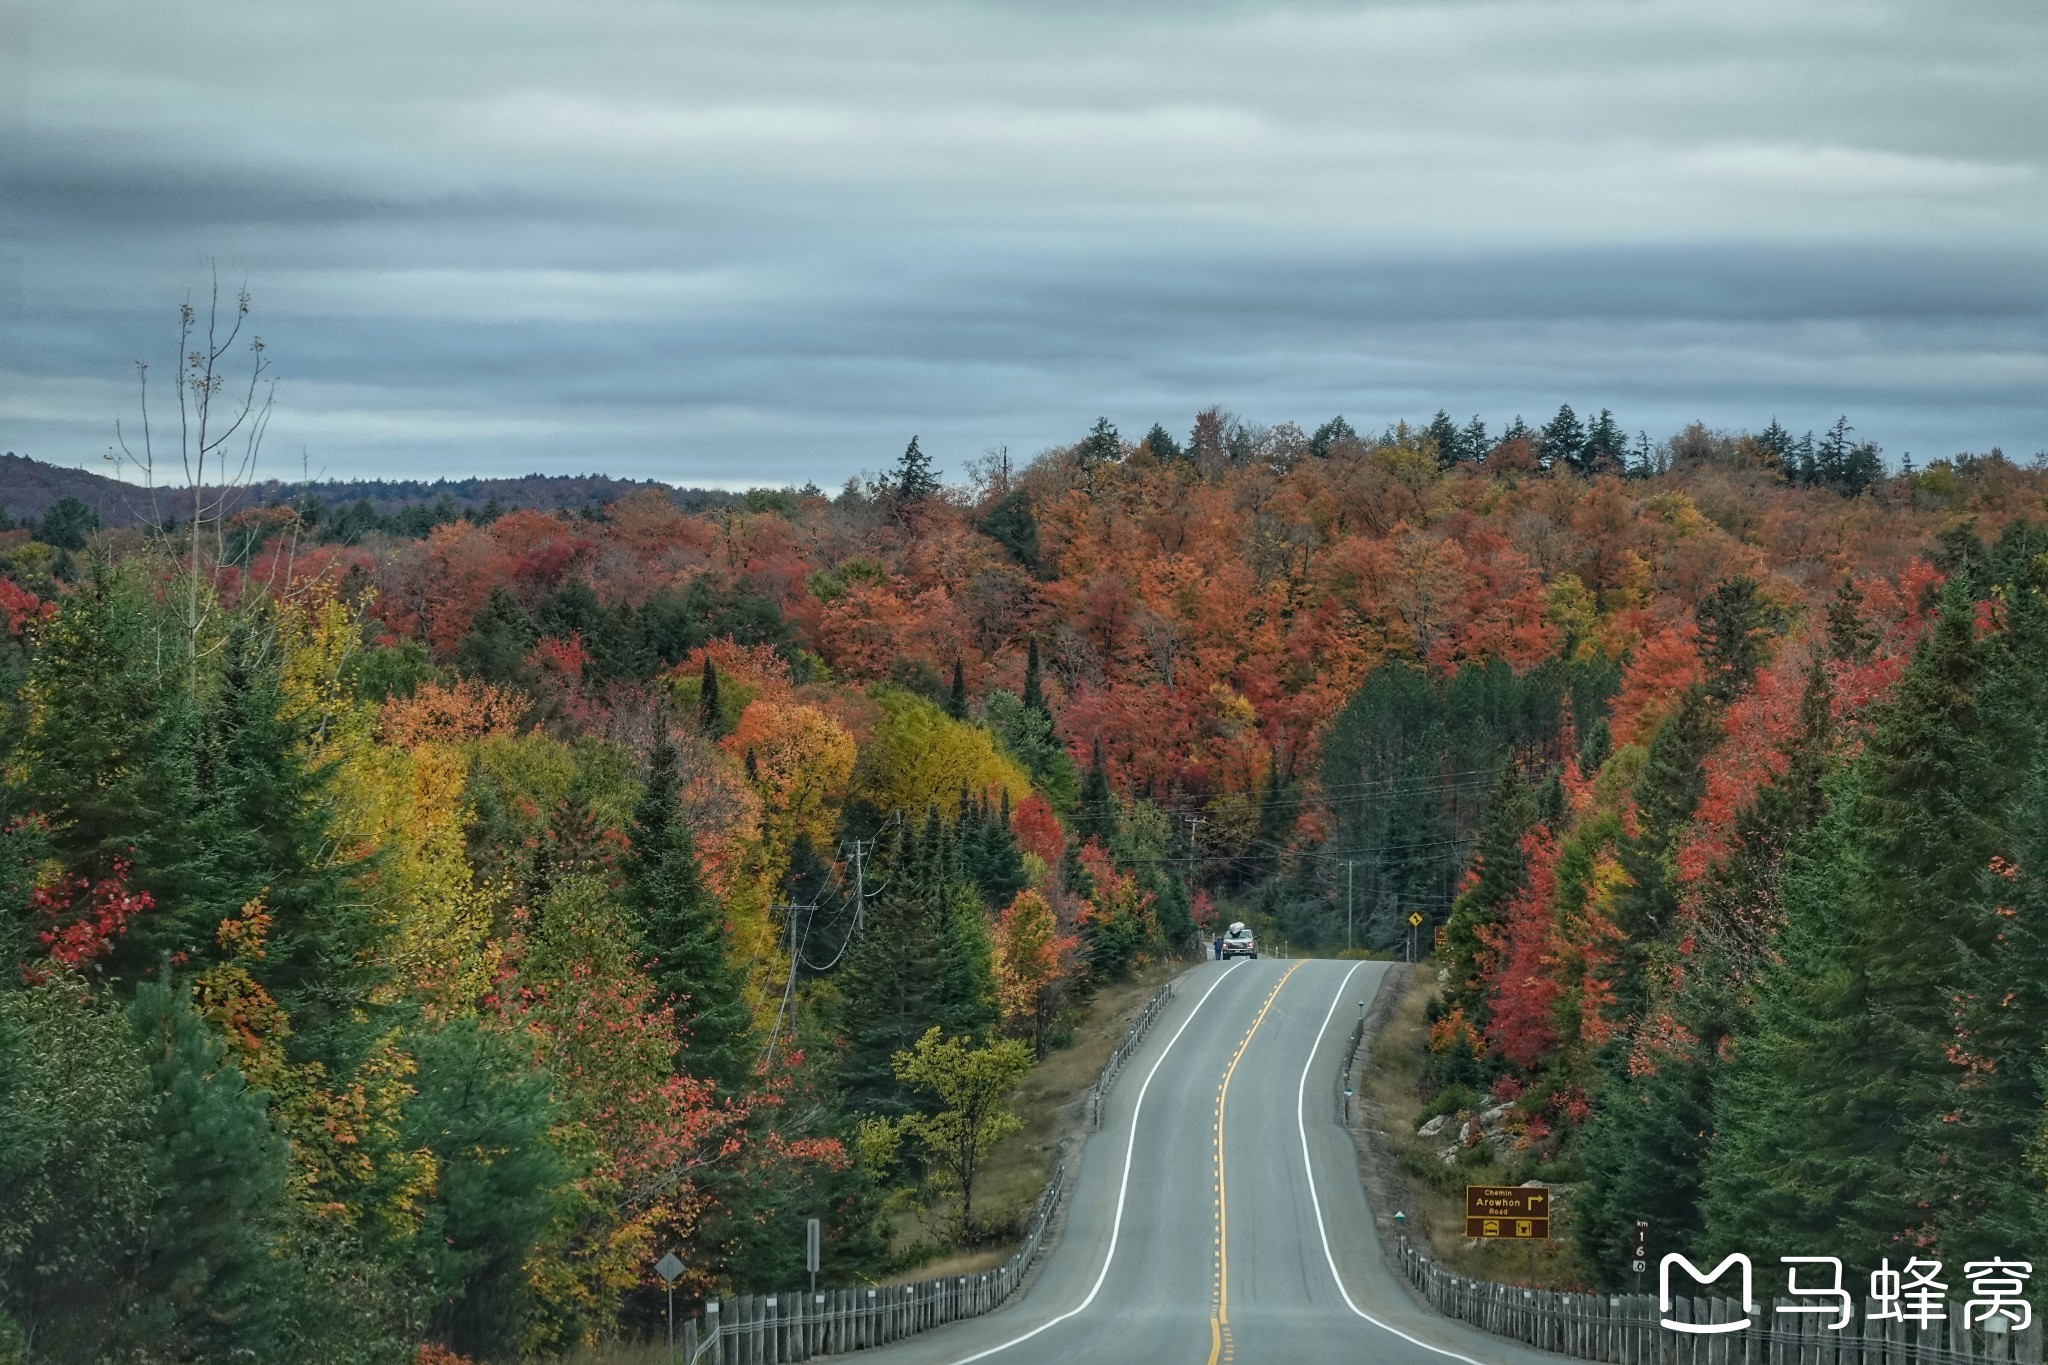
[679,1165,1062,1364]
[1398,1241,2044,1365]
[676,976,1181,1362]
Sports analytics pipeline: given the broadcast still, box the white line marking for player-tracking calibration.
[939,961,1247,1364]
[1298,963,1492,1365]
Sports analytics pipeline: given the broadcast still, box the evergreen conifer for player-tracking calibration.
[1425,410,1461,467]
[947,659,967,720]
[1539,404,1587,470]
[631,730,753,1092]
[698,657,724,736]
[1074,741,1116,845]
[1141,423,1184,462]
[1022,638,1047,715]
[894,436,940,504]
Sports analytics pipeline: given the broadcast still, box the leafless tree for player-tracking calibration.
[963,445,1014,503]
[110,267,283,687]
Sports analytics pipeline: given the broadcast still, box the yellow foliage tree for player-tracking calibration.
[277,590,497,1017]
[993,889,1074,1057]
[851,687,1032,820]
[723,699,855,869]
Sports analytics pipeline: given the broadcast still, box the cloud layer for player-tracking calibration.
[4,0,2044,485]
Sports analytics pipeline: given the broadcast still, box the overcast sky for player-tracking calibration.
[3,1,2044,488]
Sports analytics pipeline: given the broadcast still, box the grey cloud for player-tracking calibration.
[3,0,2043,484]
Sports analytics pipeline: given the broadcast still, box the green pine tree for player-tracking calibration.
[978,487,1038,568]
[1022,638,1047,716]
[1073,741,1116,846]
[841,810,997,1107]
[947,659,967,721]
[404,1017,572,1359]
[1914,558,2048,1260]
[125,977,294,1359]
[169,622,389,1076]
[1458,416,1489,463]
[962,791,1027,908]
[0,974,153,1354]
[1601,686,1720,1033]
[1540,404,1587,471]
[1141,423,1184,462]
[1826,577,1876,663]
[1578,662,1837,1285]
[1308,416,1357,459]
[1582,408,1627,472]
[1576,1045,1718,1285]
[1424,410,1461,468]
[632,731,753,1092]
[1075,418,1121,473]
[455,586,538,687]
[894,436,940,504]
[1254,760,1298,878]
[1698,769,1885,1259]
[1703,589,2014,1263]
[984,691,1078,814]
[698,657,725,737]
[1439,770,1536,1024]
[1695,575,1779,704]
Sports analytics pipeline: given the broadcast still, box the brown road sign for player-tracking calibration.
[1466,1185,1550,1219]
[1465,1183,1551,1242]
[1432,925,1446,951]
[1465,1215,1551,1240]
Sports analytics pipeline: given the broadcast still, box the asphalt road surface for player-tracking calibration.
[860,958,1562,1365]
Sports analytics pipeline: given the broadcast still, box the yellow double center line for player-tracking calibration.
[1209,962,1302,1365]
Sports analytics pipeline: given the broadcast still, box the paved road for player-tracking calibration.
[860,958,1561,1365]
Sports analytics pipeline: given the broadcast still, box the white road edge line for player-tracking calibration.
[1298,963,1493,1365]
[940,960,1247,1365]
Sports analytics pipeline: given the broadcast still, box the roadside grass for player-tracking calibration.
[1364,964,1588,1290]
[552,1343,666,1365]
[882,957,1180,1279]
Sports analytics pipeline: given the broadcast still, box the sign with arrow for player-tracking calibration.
[1464,1185,1550,1240]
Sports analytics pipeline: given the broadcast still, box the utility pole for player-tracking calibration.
[844,811,898,934]
[850,835,869,927]
[1345,860,1356,954]
[761,901,812,1067]
[1183,813,1206,955]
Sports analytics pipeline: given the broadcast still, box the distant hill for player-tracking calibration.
[0,452,733,528]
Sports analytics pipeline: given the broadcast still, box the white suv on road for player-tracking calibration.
[1219,922,1258,959]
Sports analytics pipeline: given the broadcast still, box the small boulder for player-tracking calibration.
[1418,1114,1449,1138]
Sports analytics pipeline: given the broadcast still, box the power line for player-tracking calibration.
[759,900,814,1069]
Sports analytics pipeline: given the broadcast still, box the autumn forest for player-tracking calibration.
[2,391,2045,1363]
